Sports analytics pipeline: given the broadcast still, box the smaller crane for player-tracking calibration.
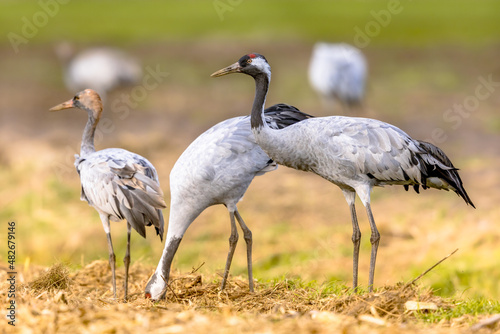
[50,89,166,300]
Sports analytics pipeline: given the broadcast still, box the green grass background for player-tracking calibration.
[2,0,500,46]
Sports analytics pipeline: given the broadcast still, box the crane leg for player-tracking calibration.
[365,203,380,292]
[234,209,254,292]
[221,211,239,291]
[349,201,361,292]
[123,222,132,301]
[343,190,361,292]
[106,233,117,299]
[100,215,117,299]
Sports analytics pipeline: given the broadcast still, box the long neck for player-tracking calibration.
[81,112,98,156]
[250,73,270,130]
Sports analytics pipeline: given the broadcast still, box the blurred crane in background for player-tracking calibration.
[145,104,312,300]
[50,89,166,300]
[55,42,142,101]
[308,42,367,112]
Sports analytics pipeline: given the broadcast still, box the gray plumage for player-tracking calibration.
[50,89,166,300]
[75,149,165,239]
[145,104,312,300]
[211,53,474,292]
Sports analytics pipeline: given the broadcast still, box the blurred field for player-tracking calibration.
[1,1,500,332]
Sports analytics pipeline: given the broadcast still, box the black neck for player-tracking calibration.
[250,73,270,130]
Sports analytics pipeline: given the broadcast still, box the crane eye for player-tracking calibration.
[246,59,252,64]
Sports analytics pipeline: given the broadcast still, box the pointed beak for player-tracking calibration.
[49,99,74,111]
[210,62,241,77]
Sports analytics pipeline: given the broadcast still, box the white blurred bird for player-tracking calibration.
[308,42,367,110]
[56,42,142,101]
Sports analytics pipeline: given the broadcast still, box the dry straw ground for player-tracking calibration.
[2,260,498,334]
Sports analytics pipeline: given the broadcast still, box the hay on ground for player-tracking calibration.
[0,260,496,334]
[28,263,71,292]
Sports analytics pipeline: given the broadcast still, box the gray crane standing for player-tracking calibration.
[212,53,474,292]
[50,89,166,300]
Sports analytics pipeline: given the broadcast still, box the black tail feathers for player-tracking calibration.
[417,140,475,208]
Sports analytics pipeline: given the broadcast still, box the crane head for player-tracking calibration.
[50,89,103,117]
[211,53,271,79]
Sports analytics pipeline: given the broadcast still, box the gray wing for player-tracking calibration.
[76,149,166,240]
[324,117,425,183]
[289,117,464,194]
[271,117,425,185]
[329,123,474,206]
